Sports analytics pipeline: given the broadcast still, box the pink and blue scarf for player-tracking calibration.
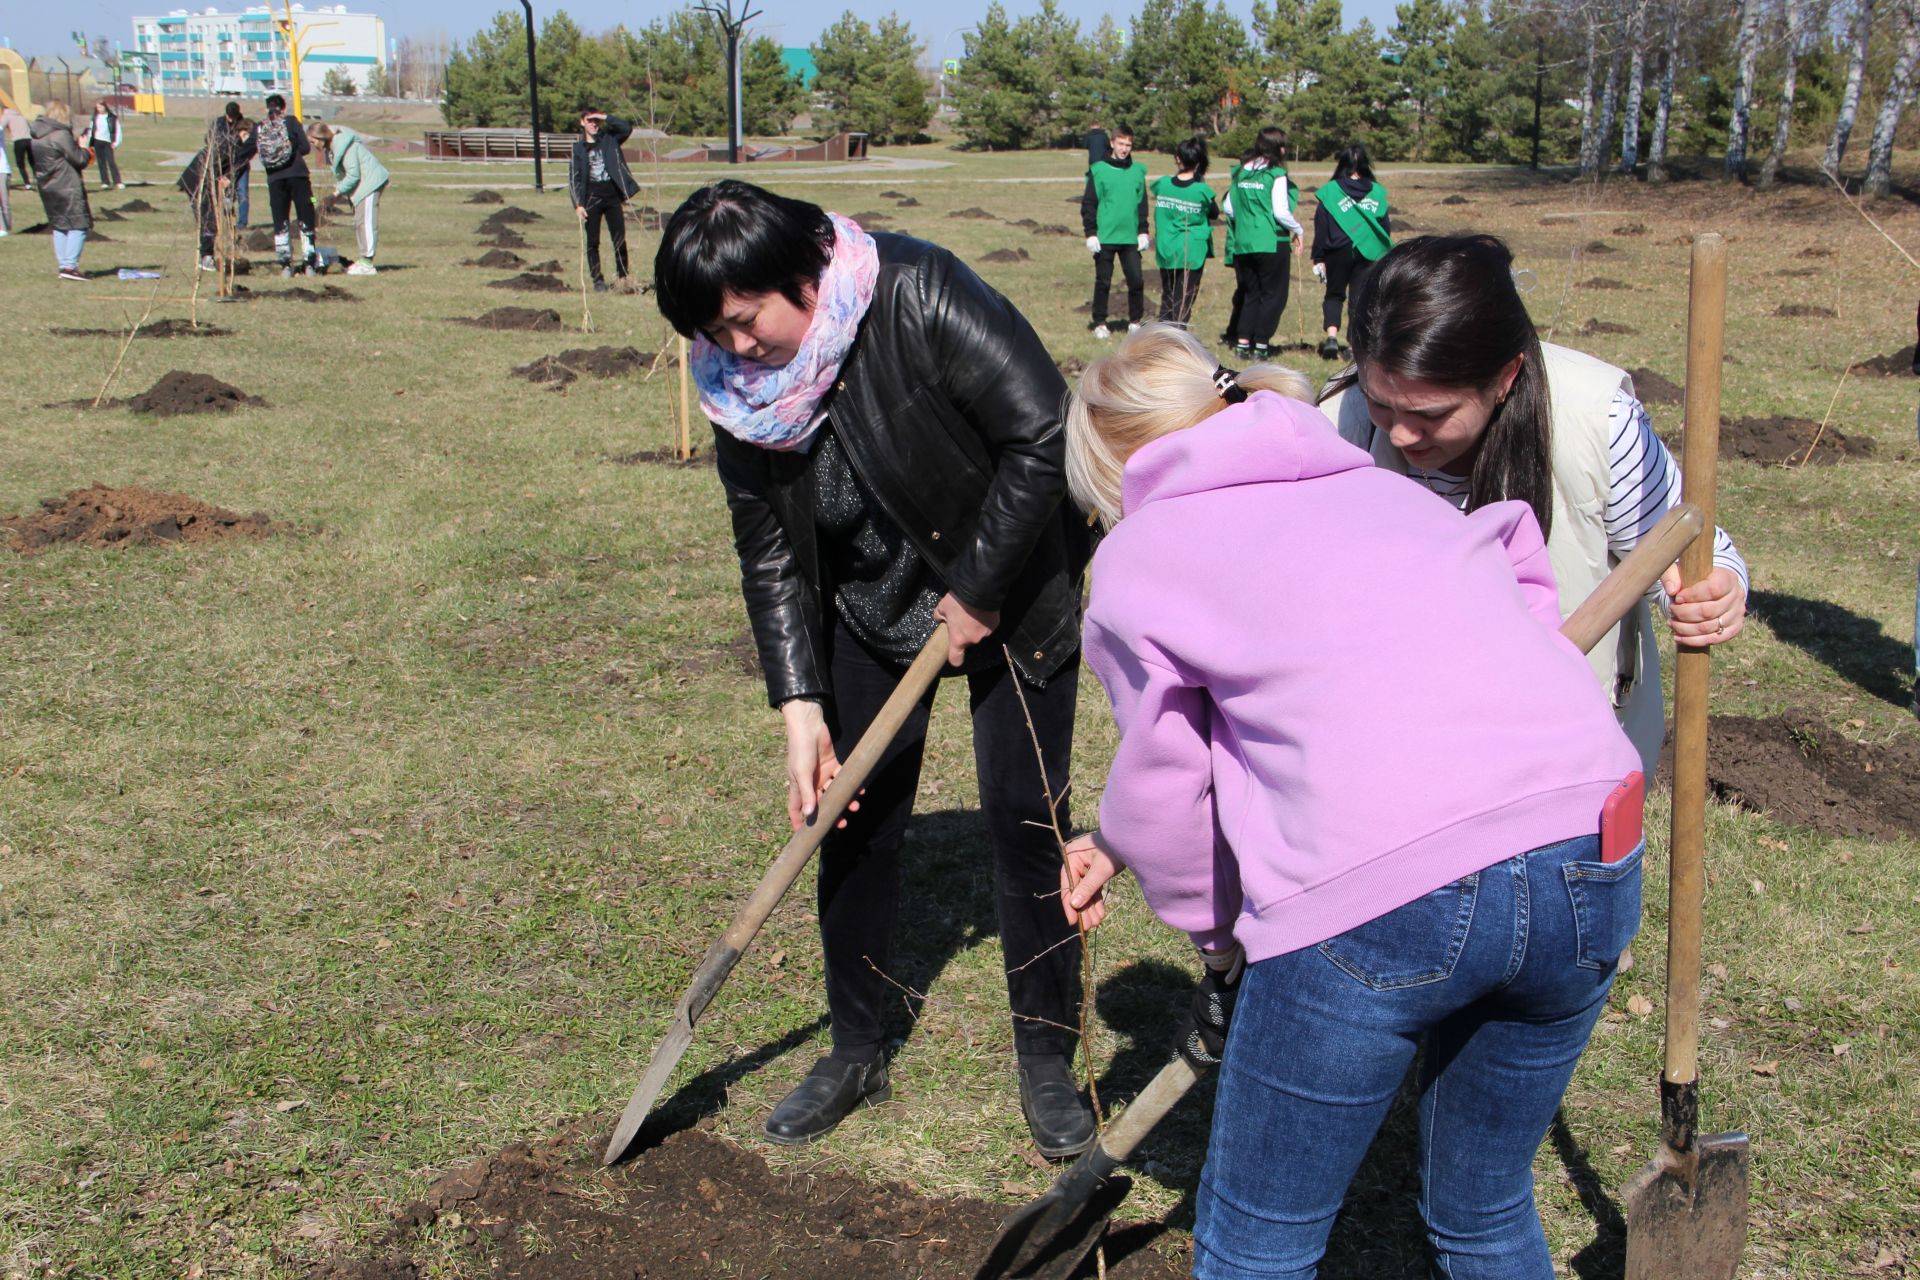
[692,212,880,452]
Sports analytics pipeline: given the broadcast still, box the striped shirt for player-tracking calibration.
[1404,390,1749,607]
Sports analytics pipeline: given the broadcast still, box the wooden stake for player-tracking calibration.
[676,334,691,461]
[578,216,595,334]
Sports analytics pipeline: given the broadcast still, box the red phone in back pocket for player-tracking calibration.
[1601,771,1645,863]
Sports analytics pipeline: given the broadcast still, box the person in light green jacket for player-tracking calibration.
[312,122,389,276]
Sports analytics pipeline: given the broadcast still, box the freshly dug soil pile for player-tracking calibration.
[479,206,542,228]
[1774,267,1819,278]
[112,198,157,214]
[1656,711,1920,842]
[1540,213,1578,225]
[1033,223,1074,236]
[1776,303,1838,318]
[1579,278,1631,290]
[513,346,652,387]
[466,189,505,204]
[1797,245,1834,259]
[1614,222,1648,235]
[1713,415,1876,465]
[489,272,568,293]
[94,206,127,222]
[1441,194,1470,205]
[879,189,908,199]
[126,370,266,415]
[452,307,565,331]
[314,1126,1187,1280]
[895,195,921,208]
[606,447,715,468]
[244,228,276,252]
[480,229,532,249]
[1583,240,1617,254]
[1855,346,1916,376]
[948,207,995,219]
[239,284,358,303]
[49,319,231,339]
[1628,367,1684,404]
[1006,217,1039,229]
[527,259,563,274]
[850,211,893,225]
[979,247,1031,264]
[465,248,526,268]
[4,483,275,554]
[1579,319,1636,336]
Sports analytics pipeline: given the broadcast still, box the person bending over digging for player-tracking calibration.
[1318,234,1749,772]
[1081,124,1149,340]
[310,122,388,276]
[179,108,254,273]
[256,93,319,278]
[654,181,1097,1159]
[570,109,640,292]
[1058,323,1646,1280]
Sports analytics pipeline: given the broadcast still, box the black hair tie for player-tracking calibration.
[1212,366,1248,405]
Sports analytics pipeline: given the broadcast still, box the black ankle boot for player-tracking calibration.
[763,1056,890,1145]
[1017,1054,1095,1160]
[1318,335,1341,360]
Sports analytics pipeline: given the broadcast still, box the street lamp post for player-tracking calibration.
[518,0,543,191]
[694,0,761,165]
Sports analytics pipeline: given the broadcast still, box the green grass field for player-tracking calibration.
[1,120,1916,1277]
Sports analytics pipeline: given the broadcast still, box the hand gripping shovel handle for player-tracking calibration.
[973,516,1704,1280]
[603,624,951,1165]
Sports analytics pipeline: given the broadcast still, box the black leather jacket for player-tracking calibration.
[715,233,1090,707]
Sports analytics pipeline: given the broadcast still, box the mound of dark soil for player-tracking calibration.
[1774,267,1819,278]
[1540,214,1578,226]
[514,346,653,387]
[1854,347,1916,376]
[850,211,892,225]
[606,447,714,468]
[1441,194,1470,205]
[313,1125,1186,1280]
[1006,217,1039,229]
[1614,222,1648,236]
[1716,415,1876,465]
[1579,319,1636,336]
[111,199,157,214]
[1583,240,1617,254]
[1032,223,1074,236]
[239,284,359,303]
[1775,303,1838,318]
[626,205,663,230]
[49,319,231,339]
[1579,278,1631,290]
[480,229,531,249]
[879,189,908,199]
[244,228,276,252]
[979,247,1031,264]
[479,206,542,229]
[320,194,352,216]
[126,370,267,415]
[1656,711,1920,842]
[948,207,995,219]
[465,248,526,269]
[466,189,505,204]
[527,259,563,275]
[1628,367,1684,404]
[4,483,276,554]
[453,307,566,331]
[489,272,568,293]
[895,195,921,208]
[94,206,127,222]
[1797,245,1833,259]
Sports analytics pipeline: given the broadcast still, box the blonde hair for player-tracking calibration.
[43,100,71,125]
[1065,323,1315,529]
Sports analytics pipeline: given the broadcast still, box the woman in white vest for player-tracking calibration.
[1318,234,1748,771]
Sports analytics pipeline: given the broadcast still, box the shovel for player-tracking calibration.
[974,502,1707,1280]
[1621,232,1750,1279]
[602,624,950,1166]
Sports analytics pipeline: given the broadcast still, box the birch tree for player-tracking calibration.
[1591,29,1624,175]
[1758,0,1805,188]
[1723,0,1763,179]
[1865,0,1920,196]
[1646,0,1681,180]
[1619,0,1650,169]
[1578,6,1601,171]
[1824,0,1877,173]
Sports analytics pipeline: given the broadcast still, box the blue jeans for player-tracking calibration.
[236,167,250,226]
[1194,834,1643,1280]
[52,228,86,271]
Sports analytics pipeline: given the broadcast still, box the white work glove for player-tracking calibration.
[1086,235,1102,255]
[1312,262,1327,282]
[1137,233,1150,253]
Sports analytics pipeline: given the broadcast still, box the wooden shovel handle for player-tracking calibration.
[1561,504,1704,656]
[1665,234,1727,1087]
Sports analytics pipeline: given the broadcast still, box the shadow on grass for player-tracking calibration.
[1750,589,1914,709]
[615,1013,832,1162]
[1555,1109,1629,1280]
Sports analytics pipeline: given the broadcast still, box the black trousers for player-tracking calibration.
[12,139,33,188]
[1091,244,1144,327]
[1232,252,1289,346]
[818,622,1081,1062]
[584,188,629,283]
[92,140,120,188]
[1158,266,1205,326]
[193,190,218,257]
[1322,244,1376,334]
[268,176,316,264]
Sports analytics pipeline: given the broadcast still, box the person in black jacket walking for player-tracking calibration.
[257,93,318,277]
[653,181,1097,1161]
[569,110,640,291]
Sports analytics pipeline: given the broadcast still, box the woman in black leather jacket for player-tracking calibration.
[655,181,1094,1158]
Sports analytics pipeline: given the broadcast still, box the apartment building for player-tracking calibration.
[131,6,387,97]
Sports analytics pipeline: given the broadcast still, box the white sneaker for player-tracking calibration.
[345,260,377,276]
[1128,322,1143,333]
[199,255,217,272]
[0,227,8,237]
[1092,324,1111,341]
[116,183,127,190]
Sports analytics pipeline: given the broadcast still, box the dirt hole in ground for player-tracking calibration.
[479,229,531,249]
[489,272,568,293]
[112,198,157,214]
[980,247,1031,264]
[238,284,358,303]
[1776,303,1838,319]
[452,307,565,331]
[49,319,231,339]
[514,347,654,387]
[312,1124,1186,1280]
[466,189,504,204]
[465,248,525,269]
[4,483,275,553]
[1628,367,1683,404]
[1442,194,1470,205]
[1579,319,1636,336]
[1579,277,1631,290]
[948,207,995,219]
[1656,711,1920,842]
[1855,347,1915,377]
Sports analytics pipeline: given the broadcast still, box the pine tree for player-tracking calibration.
[1385,0,1459,160]
[322,66,358,96]
[812,12,933,143]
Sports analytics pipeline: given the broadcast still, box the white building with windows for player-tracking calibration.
[131,6,388,97]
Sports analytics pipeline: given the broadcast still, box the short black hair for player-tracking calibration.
[654,180,837,338]
[265,93,286,112]
[1173,136,1208,179]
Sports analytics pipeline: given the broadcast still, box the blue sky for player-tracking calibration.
[6,0,1403,65]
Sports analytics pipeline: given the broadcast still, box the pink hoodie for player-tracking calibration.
[1083,391,1640,960]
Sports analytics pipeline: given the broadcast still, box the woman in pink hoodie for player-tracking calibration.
[1060,325,1643,1280]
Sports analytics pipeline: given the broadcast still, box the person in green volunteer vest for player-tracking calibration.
[1150,137,1219,326]
[1310,143,1392,360]
[1080,125,1150,340]
[1222,126,1306,360]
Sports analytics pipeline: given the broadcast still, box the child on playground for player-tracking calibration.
[1058,323,1645,1279]
[1080,124,1149,340]
[310,122,389,276]
[1149,136,1217,327]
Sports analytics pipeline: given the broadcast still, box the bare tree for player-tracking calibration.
[1825,0,1877,173]
[1865,0,1920,195]
[1758,0,1806,188]
[1646,0,1682,180]
[1620,0,1651,170]
[1723,0,1764,180]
